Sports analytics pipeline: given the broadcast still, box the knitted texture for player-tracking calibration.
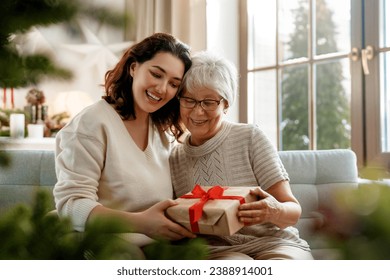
[169,121,311,258]
[170,121,289,197]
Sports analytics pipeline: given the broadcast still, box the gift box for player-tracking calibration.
[166,185,257,236]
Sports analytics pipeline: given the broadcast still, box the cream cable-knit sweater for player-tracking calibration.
[54,100,173,232]
[169,121,311,256]
[169,120,289,197]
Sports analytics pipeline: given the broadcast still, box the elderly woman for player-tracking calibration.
[169,51,313,260]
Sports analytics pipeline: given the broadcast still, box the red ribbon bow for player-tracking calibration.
[180,184,246,233]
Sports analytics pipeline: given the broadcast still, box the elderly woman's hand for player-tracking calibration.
[237,188,282,226]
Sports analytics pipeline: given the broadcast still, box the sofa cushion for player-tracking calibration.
[0,150,56,214]
[279,149,358,185]
[279,149,359,259]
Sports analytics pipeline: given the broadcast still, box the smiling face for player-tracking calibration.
[130,52,185,118]
[180,87,226,146]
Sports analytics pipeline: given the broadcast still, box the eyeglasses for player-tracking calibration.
[178,96,224,111]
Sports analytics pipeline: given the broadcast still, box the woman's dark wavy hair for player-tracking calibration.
[102,32,191,140]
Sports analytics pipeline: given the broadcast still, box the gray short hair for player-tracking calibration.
[180,51,238,107]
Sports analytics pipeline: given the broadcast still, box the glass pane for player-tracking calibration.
[279,0,309,61]
[250,71,278,146]
[316,59,351,149]
[380,0,390,48]
[315,0,351,55]
[280,65,309,150]
[380,52,390,152]
[247,0,276,69]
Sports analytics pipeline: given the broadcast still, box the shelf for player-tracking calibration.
[0,137,55,150]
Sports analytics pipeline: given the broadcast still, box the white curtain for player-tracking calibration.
[125,0,206,51]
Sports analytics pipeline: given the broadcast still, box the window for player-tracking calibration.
[362,0,390,169]
[240,0,390,170]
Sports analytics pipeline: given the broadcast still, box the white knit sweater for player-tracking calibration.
[54,100,173,231]
[169,121,289,197]
[169,121,310,256]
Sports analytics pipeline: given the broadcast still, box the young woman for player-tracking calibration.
[54,33,196,242]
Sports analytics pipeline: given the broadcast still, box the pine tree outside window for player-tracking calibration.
[241,0,390,170]
[241,0,351,152]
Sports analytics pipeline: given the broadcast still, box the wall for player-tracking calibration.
[6,0,241,123]
[8,0,128,119]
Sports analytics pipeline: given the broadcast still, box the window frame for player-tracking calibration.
[239,0,367,168]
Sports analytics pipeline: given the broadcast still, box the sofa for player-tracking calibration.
[0,148,359,259]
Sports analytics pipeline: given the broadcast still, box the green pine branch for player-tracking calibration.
[0,0,78,39]
[0,189,208,260]
[0,0,128,88]
[0,190,143,259]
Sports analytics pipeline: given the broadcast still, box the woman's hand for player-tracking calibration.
[137,200,197,240]
[237,181,302,229]
[237,188,282,226]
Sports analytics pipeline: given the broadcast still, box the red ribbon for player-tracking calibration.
[180,184,246,233]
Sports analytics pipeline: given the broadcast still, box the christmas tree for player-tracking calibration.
[0,0,126,136]
[0,0,125,88]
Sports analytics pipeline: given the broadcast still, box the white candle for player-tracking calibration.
[27,124,44,139]
[10,113,25,138]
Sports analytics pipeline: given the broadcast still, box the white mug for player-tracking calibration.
[10,113,25,138]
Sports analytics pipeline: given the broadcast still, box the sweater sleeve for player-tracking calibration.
[250,125,289,190]
[54,129,105,232]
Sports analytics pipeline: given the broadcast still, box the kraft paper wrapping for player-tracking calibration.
[166,186,258,236]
